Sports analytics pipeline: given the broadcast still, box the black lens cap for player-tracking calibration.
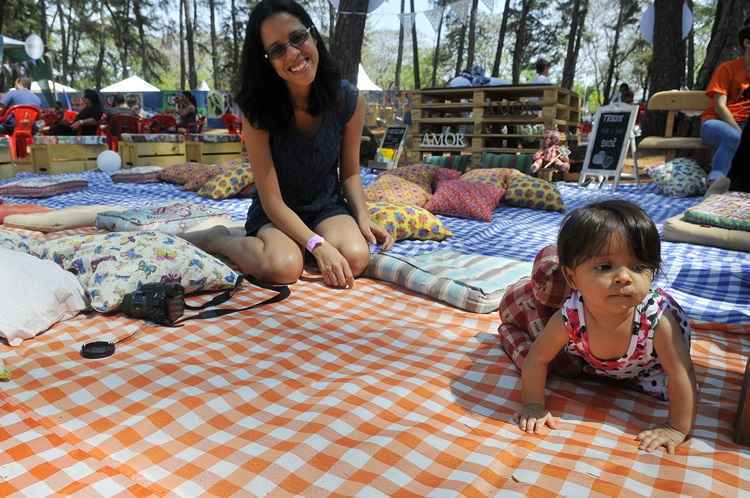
[80,341,115,359]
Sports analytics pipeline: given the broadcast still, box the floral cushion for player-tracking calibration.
[424,179,505,221]
[384,164,441,192]
[110,166,163,183]
[121,133,185,143]
[365,175,432,207]
[0,204,52,223]
[187,134,242,143]
[505,176,565,212]
[197,165,254,200]
[461,167,525,190]
[367,202,452,241]
[39,231,239,312]
[683,192,750,231]
[0,177,88,198]
[96,202,231,235]
[0,229,41,256]
[34,135,108,145]
[159,162,217,186]
[646,157,707,197]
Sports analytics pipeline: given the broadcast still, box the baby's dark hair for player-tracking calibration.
[557,200,661,273]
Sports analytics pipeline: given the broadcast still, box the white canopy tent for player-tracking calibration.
[357,64,382,92]
[100,75,160,93]
[1,35,25,47]
[31,80,78,93]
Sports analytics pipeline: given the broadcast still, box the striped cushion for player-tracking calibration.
[480,153,534,174]
[423,154,473,173]
[364,249,532,313]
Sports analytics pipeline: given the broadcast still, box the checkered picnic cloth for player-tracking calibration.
[1,273,749,496]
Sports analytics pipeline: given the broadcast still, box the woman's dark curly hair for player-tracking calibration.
[236,0,340,133]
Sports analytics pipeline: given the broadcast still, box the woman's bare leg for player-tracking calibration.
[182,224,303,284]
[315,215,370,277]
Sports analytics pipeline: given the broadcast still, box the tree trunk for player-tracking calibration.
[410,0,420,89]
[231,0,239,74]
[39,0,48,45]
[332,0,368,84]
[328,2,335,48]
[561,0,587,89]
[602,0,626,103]
[180,0,186,90]
[0,0,4,35]
[491,0,511,77]
[95,5,106,90]
[696,0,749,89]
[208,0,220,90]
[395,0,405,91]
[511,0,532,84]
[466,0,479,69]
[643,0,685,137]
[133,0,151,80]
[431,9,444,87]
[56,0,68,83]
[686,0,694,88]
[183,0,198,89]
[455,24,466,76]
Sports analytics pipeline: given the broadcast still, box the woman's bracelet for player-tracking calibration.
[665,422,688,436]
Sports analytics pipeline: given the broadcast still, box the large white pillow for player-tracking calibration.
[0,248,88,347]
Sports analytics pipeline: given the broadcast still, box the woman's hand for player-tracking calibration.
[518,403,558,434]
[312,241,354,288]
[358,218,394,252]
[636,424,687,454]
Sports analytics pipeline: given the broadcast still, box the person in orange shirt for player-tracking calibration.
[700,21,750,195]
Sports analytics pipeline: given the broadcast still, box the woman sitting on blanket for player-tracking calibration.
[184,0,393,288]
[506,200,696,454]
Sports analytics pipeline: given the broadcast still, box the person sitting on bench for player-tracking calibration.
[700,19,750,196]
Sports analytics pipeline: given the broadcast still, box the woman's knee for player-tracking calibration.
[261,250,303,284]
[337,241,370,277]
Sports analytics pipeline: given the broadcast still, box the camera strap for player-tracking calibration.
[176,274,290,324]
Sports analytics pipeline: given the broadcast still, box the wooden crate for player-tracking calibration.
[186,140,243,164]
[0,145,14,179]
[31,143,108,174]
[409,85,581,168]
[120,141,186,167]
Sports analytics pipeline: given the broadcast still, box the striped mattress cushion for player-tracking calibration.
[364,249,533,313]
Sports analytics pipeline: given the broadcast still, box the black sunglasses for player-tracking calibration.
[264,27,313,61]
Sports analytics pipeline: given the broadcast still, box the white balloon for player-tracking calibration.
[24,34,44,60]
[97,150,122,173]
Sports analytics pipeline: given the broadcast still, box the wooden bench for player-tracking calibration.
[0,139,14,179]
[30,136,108,174]
[638,90,711,162]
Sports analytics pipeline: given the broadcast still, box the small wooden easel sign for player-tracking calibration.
[579,103,639,190]
[368,125,408,170]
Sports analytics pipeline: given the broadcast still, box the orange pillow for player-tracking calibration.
[0,204,52,223]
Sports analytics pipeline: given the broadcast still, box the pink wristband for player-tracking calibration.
[305,234,325,253]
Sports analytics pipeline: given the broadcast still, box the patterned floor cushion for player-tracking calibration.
[121,133,186,143]
[663,214,750,252]
[187,134,242,143]
[363,249,533,313]
[505,175,565,212]
[646,157,707,197]
[33,135,108,145]
[0,177,89,198]
[683,192,750,232]
[96,202,231,235]
[110,166,163,183]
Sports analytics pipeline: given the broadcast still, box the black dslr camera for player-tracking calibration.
[120,282,186,326]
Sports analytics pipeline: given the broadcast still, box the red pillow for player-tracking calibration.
[0,204,52,223]
[424,179,504,221]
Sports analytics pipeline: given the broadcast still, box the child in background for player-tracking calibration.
[517,200,696,454]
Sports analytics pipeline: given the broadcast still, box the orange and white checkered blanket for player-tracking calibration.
[1,266,749,495]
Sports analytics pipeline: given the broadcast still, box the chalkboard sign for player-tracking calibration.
[369,125,408,170]
[579,103,638,190]
[381,125,408,150]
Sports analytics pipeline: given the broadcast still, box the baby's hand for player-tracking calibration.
[636,425,687,454]
[518,403,558,434]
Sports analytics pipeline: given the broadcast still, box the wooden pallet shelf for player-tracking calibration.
[409,84,581,168]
